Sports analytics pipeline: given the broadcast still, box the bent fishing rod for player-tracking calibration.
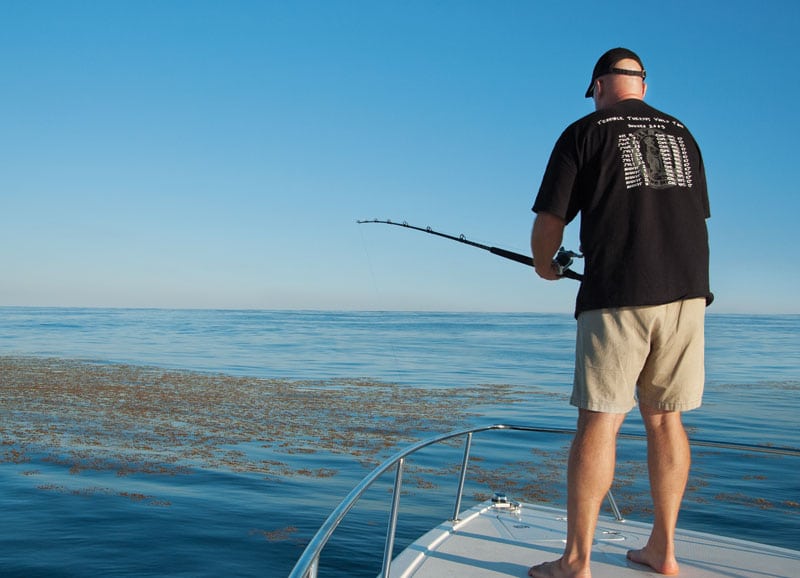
[357,219,583,281]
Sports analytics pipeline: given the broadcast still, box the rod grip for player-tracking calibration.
[489,247,583,281]
[489,247,534,267]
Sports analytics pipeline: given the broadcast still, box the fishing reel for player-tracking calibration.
[554,247,583,277]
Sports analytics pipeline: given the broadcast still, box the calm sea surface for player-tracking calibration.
[0,308,798,577]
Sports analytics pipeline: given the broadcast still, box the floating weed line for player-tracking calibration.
[1,356,793,522]
[0,356,525,483]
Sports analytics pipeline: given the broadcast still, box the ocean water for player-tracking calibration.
[0,307,798,577]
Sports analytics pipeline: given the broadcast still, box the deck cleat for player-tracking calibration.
[491,492,521,512]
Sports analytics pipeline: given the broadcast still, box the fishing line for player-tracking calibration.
[356,217,583,389]
[356,222,407,384]
[357,223,381,301]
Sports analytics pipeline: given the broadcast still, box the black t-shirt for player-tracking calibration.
[533,99,712,317]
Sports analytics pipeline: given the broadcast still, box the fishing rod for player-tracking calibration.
[357,219,583,281]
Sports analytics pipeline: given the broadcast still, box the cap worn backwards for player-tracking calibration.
[585,47,646,98]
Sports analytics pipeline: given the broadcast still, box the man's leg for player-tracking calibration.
[626,406,688,575]
[529,409,625,578]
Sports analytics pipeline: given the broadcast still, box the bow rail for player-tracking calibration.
[288,423,799,578]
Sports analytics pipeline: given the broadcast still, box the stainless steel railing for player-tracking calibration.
[288,423,799,578]
[288,424,584,578]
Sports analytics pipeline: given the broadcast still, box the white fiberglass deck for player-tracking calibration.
[389,500,799,578]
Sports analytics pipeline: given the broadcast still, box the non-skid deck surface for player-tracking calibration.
[388,502,799,577]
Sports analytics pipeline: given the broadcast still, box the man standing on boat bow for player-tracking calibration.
[529,48,712,577]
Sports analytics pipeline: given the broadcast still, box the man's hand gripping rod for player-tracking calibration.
[357,219,583,281]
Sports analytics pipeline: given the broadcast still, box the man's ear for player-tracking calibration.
[594,78,603,99]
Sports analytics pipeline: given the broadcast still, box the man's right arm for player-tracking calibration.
[531,211,566,281]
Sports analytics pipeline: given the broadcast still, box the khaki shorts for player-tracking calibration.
[572,298,706,413]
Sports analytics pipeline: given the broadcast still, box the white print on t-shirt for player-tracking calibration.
[618,128,693,190]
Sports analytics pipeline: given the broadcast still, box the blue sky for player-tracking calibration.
[2,0,798,313]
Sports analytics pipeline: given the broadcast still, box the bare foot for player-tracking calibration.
[626,547,680,575]
[528,558,591,578]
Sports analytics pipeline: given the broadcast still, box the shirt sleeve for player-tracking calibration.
[532,128,580,223]
[694,139,711,219]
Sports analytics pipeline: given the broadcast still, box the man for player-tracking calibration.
[528,48,712,578]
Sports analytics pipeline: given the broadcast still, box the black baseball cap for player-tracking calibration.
[585,47,646,98]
